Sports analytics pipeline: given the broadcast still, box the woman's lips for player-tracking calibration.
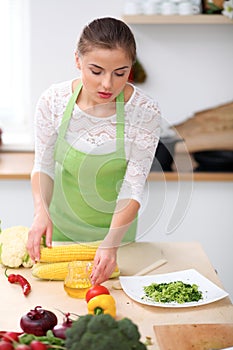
[98,91,113,99]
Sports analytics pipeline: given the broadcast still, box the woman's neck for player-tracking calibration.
[72,79,133,118]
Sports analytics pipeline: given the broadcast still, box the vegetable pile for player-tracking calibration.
[0,307,148,349]
[142,280,203,304]
[0,306,75,349]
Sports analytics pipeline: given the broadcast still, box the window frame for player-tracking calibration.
[0,0,31,145]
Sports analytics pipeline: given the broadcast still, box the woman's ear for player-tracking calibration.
[75,52,81,70]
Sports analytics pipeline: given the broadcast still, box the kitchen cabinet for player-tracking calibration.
[122,14,233,24]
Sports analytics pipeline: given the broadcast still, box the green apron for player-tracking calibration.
[49,82,137,242]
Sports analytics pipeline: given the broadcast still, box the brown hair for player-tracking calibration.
[77,17,136,63]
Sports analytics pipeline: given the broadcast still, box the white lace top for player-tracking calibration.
[32,80,161,205]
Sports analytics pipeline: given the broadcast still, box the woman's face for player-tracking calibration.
[75,47,132,106]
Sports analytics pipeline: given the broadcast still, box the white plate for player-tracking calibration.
[119,269,229,308]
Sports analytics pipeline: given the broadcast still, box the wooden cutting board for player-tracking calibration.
[174,101,233,152]
[154,323,233,350]
[117,242,164,275]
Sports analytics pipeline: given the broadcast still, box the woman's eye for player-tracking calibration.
[91,70,101,75]
[115,72,125,77]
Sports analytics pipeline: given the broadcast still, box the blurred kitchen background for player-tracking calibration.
[0,0,233,299]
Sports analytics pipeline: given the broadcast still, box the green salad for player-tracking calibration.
[142,280,203,304]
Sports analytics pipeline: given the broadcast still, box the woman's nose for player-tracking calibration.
[102,74,112,90]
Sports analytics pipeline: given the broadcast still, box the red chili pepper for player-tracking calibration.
[5,269,31,296]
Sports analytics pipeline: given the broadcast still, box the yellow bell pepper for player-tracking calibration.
[87,294,116,318]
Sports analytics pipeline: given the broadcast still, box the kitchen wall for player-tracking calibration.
[29,0,233,127]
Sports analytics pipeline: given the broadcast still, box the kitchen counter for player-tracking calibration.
[0,242,232,349]
[0,151,233,181]
[0,152,34,179]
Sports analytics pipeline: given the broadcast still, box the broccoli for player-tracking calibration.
[142,281,203,304]
[65,314,147,350]
[118,317,141,341]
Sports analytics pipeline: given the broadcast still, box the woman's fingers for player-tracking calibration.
[91,260,115,285]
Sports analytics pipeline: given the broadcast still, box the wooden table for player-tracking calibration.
[0,242,233,349]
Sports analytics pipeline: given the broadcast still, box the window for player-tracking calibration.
[0,0,30,143]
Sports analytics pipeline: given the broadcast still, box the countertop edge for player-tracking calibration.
[148,171,233,182]
[0,151,233,182]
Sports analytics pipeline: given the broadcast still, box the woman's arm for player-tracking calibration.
[27,172,54,262]
[91,198,140,284]
[104,198,140,247]
[27,84,60,261]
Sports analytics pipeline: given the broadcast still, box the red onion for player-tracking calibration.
[52,312,73,339]
[20,306,57,336]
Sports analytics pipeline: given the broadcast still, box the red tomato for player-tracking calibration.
[85,285,110,302]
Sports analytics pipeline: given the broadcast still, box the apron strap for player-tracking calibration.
[58,82,83,139]
[116,91,125,151]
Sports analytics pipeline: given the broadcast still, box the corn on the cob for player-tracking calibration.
[109,267,120,279]
[40,242,101,263]
[32,261,71,280]
[32,260,120,281]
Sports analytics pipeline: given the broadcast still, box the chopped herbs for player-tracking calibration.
[142,280,203,304]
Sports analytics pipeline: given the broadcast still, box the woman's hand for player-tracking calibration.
[28,172,54,262]
[27,208,53,262]
[90,199,140,284]
[91,245,118,285]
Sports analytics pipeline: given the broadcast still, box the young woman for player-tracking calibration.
[27,17,161,284]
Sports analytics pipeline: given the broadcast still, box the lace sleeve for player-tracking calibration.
[117,91,161,205]
[31,86,58,179]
